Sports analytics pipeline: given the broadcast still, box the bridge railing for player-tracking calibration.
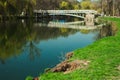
[34,10,97,14]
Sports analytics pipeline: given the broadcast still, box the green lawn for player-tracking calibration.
[26,17,120,80]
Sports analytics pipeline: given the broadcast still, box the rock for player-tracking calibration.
[65,52,73,60]
[33,77,39,80]
[51,60,90,74]
[51,61,70,72]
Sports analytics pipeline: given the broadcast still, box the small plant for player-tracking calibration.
[25,76,33,80]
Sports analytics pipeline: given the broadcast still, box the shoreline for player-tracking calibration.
[27,17,120,80]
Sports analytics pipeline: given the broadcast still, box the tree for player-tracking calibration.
[0,0,36,17]
[35,0,62,10]
[73,4,80,10]
[0,0,7,15]
[80,0,91,9]
[59,1,69,9]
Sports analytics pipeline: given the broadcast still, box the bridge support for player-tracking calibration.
[85,13,95,26]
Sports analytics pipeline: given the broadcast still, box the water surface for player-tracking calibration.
[0,18,101,80]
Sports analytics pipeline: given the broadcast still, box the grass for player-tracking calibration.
[27,17,120,80]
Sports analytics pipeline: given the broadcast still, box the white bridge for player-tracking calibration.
[34,10,97,19]
[34,21,102,30]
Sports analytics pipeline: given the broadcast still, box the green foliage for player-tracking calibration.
[59,1,69,9]
[25,76,33,80]
[0,0,36,16]
[73,4,80,10]
[80,0,91,9]
[0,0,7,14]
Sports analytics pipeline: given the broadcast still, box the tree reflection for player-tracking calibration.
[0,19,101,64]
[0,21,27,64]
[0,20,79,63]
[80,29,91,34]
[0,20,40,64]
[23,41,41,61]
[97,22,117,39]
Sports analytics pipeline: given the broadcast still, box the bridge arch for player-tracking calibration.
[34,10,97,20]
[49,13,85,19]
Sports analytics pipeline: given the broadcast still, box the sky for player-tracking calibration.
[77,0,82,2]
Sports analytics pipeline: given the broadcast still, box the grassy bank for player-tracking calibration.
[27,17,120,80]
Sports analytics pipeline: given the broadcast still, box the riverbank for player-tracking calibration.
[0,15,35,22]
[26,17,120,80]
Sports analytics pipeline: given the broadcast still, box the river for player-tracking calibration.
[0,17,102,80]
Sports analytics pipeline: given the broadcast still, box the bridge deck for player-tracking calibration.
[34,10,97,14]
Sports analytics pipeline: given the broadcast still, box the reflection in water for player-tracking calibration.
[0,20,81,64]
[0,18,116,80]
[23,41,41,61]
[0,21,28,64]
[97,22,117,39]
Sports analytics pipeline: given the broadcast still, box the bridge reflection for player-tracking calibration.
[34,21,101,30]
